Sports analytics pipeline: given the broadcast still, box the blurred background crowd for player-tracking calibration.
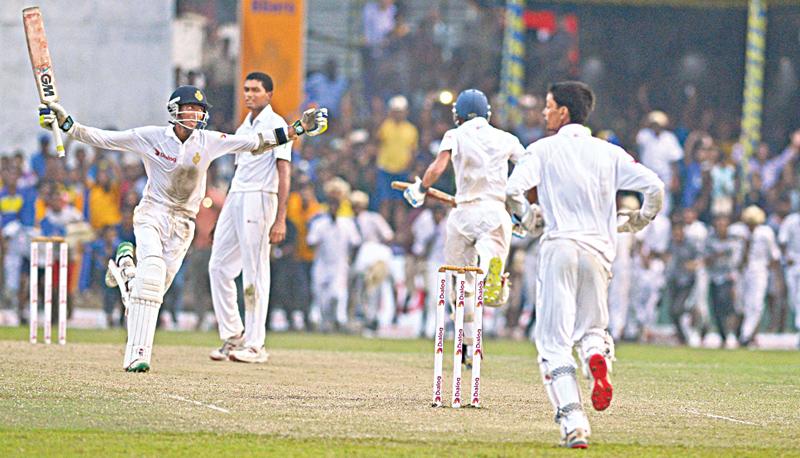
[1,0,798,348]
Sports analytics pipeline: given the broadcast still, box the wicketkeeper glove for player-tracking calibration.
[403,176,426,208]
[616,209,655,233]
[38,101,74,133]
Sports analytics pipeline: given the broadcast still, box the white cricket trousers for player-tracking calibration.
[740,266,769,342]
[535,239,610,368]
[209,191,276,348]
[786,264,800,331]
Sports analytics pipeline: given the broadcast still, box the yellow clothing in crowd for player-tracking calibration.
[376,118,419,173]
[287,192,323,262]
[88,183,121,229]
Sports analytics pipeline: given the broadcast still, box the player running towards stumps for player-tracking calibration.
[208,72,294,364]
[38,85,328,372]
[506,81,664,449]
[403,89,526,365]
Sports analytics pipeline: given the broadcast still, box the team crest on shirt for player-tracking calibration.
[192,152,201,165]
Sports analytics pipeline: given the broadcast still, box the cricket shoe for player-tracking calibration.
[561,428,589,449]
[125,359,150,373]
[229,346,269,364]
[588,354,613,411]
[209,333,244,361]
[483,257,510,307]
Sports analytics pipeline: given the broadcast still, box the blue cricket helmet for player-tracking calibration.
[452,89,491,125]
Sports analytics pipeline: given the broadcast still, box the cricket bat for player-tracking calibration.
[391,180,457,207]
[23,6,65,157]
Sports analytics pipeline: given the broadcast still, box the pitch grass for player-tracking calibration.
[0,328,798,457]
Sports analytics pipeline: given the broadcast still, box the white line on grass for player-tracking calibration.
[167,394,231,414]
[686,409,760,426]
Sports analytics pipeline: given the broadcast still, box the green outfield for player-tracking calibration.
[0,327,798,457]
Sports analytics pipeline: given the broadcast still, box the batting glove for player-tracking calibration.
[38,102,73,132]
[617,209,654,233]
[403,176,426,208]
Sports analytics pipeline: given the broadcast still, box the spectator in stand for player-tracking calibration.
[375,95,418,228]
[513,95,545,146]
[87,160,122,230]
[30,133,53,179]
[1,167,36,320]
[706,214,743,347]
[40,189,83,320]
[287,175,322,325]
[362,0,397,103]
[269,219,308,330]
[709,140,737,217]
[636,111,683,215]
[747,135,798,194]
[82,225,123,327]
[305,58,349,123]
[666,219,703,344]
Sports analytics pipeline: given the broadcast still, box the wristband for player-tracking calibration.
[60,115,74,132]
[292,120,305,136]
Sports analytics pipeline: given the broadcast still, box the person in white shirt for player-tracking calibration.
[349,190,395,332]
[506,81,664,449]
[403,88,525,364]
[608,195,637,342]
[730,205,781,347]
[630,213,670,342]
[636,111,683,215]
[38,86,327,372]
[778,211,800,345]
[411,204,448,338]
[307,178,361,332]
[208,73,294,364]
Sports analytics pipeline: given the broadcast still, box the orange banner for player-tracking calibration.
[239,0,305,122]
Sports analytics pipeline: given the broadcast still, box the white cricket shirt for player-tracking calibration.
[779,213,800,264]
[70,123,266,216]
[230,105,292,193]
[438,117,525,204]
[507,124,664,271]
[729,222,781,270]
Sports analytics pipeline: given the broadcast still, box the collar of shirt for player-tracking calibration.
[164,126,198,144]
[244,104,275,129]
[558,124,591,137]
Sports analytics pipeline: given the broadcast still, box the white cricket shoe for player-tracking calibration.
[209,333,244,361]
[229,346,269,364]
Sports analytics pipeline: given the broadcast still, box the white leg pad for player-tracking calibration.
[539,358,590,438]
[123,256,166,369]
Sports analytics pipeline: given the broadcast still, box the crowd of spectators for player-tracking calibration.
[1,0,797,347]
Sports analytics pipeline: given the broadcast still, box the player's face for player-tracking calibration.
[543,93,568,135]
[177,103,205,130]
[244,79,272,112]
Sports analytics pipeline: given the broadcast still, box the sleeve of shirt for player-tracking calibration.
[507,134,527,163]
[206,130,276,160]
[273,118,292,162]
[615,147,666,218]
[438,129,456,153]
[375,213,394,241]
[69,124,151,155]
[507,145,543,197]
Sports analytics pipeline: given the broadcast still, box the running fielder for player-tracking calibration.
[403,88,526,364]
[38,86,327,372]
[506,81,664,448]
[208,72,294,363]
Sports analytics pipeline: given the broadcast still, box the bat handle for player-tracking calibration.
[51,118,65,157]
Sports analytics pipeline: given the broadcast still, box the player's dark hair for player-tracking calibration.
[246,72,274,92]
[548,81,595,125]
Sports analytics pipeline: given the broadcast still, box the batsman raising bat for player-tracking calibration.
[402,89,526,365]
[38,86,328,372]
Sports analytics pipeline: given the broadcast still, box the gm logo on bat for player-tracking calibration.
[39,72,55,98]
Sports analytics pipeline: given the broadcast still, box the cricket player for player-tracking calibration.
[730,205,781,347]
[38,86,327,372]
[506,81,664,448]
[778,209,800,347]
[403,88,525,364]
[208,72,293,364]
[607,196,637,341]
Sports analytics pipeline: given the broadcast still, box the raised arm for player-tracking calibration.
[39,101,150,154]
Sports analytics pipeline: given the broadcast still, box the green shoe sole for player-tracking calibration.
[483,257,503,304]
[125,361,150,373]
